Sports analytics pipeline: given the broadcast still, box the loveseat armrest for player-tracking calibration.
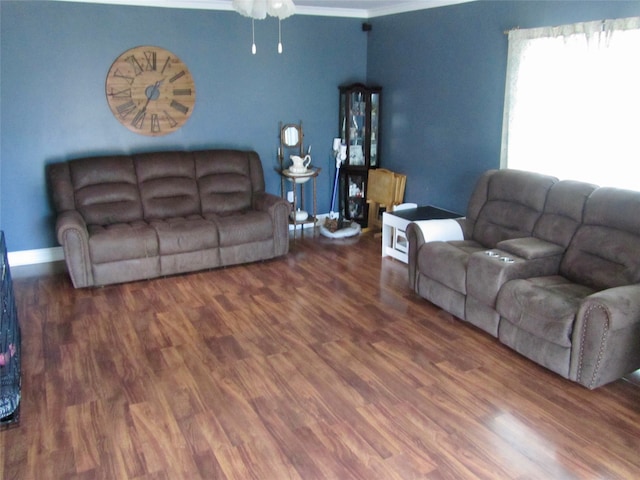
[467,240,564,308]
[570,284,640,389]
[253,192,290,256]
[468,237,564,306]
[406,219,464,290]
[56,210,93,288]
[456,217,472,239]
[406,222,423,290]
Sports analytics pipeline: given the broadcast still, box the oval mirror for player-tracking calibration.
[282,125,300,147]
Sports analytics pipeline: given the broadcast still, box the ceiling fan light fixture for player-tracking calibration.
[252,19,257,54]
[233,0,295,54]
[233,0,266,19]
[233,0,295,20]
[267,0,295,19]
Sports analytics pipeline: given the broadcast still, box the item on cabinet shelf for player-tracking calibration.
[348,202,361,218]
[348,179,363,197]
[349,145,365,166]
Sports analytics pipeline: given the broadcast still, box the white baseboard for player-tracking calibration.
[8,247,64,267]
[8,213,333,266]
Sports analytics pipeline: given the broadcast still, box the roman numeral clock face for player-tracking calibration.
[106,46,195,136]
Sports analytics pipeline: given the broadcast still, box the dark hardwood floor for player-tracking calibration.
[2,231,639,479]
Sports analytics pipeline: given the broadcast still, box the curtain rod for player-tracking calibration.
[504,19,611,35]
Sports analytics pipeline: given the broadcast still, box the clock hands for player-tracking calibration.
[141,78,164,112]
[130,78,165,130]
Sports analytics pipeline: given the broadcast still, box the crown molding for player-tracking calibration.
[50,0,473,19]
[366,1,473,18]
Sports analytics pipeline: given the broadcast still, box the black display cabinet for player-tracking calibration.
[338,83,381,227]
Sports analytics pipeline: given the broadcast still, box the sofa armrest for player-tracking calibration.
[56,210,93,288]
[253,192,290,256]
[253,191,286,212]
[496,237,565,260]
[570,284,640,389]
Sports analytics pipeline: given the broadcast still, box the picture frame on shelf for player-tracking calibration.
[349,145,365,166]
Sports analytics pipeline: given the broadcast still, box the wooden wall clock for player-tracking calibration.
[105,46,196,136]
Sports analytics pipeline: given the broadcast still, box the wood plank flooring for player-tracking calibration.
[2,231,640,479]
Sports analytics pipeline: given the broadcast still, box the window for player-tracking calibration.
[501,17,640,191]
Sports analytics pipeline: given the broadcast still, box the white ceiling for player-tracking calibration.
[54,0,474,18]
[277,0,472,17]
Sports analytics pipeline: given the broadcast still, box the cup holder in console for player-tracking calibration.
[484,251,514,263]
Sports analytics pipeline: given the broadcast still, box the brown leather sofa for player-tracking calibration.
[48,149,290,288]
[407,169,640,389]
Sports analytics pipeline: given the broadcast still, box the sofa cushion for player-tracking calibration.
[149,216,219,255]
[532,180,597,248]
[195,150,255,215]
[207,211,273,246]
[471,169,557,247]
[87,221,159,264]
[561,187,640,290]
[417,240,486,294]
[69,156,143,225]
[498,319,572,379]
[496,276,596,347]
[134,152,200,219]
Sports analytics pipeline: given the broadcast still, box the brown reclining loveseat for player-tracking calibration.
[407,169,640,389]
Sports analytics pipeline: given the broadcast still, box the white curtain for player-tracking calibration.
[500,17,640,191]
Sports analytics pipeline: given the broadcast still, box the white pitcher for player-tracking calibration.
[290,154,311,173]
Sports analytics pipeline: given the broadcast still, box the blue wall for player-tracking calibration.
[367,0,640,214]
[2,0,640,252]
[0,1,366,251]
